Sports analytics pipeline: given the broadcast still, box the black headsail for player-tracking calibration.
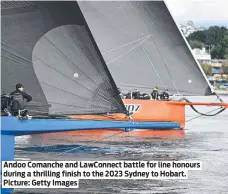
[78,1,213,96]
[1,1,126,116]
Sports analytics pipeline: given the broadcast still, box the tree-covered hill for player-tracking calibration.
[187,26,228,59]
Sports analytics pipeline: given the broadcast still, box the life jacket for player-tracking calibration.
[10,92,25,112]
[152,88,158,92]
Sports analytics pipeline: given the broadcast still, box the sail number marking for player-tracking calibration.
[125,104,141,113]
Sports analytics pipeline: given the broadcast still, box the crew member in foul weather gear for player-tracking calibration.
[151,87,159,100]
[142,93,152,100]
[10,83,32,116]
[132,89,140,99]
[125,91,131,99]
[117,88,124,99]
[1,93,12,116]
[160,89,169,100]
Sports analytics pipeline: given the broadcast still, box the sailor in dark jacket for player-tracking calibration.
[151,87,159,100]
[142,93,151,100]
[10,83,32,116]
[160,89,169,100]
[1,93,12,116]
[132,89,140,99]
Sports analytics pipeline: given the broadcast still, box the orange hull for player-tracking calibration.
[69,99,228,130]
[39,99,228,141]
[41,100,185,142]
[123,99,186,128]
[69,99,186,128]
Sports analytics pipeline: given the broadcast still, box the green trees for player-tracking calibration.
[187,26,228,59]
[188,31,207,43]
[211,34,228,59]
[189,40,204,49]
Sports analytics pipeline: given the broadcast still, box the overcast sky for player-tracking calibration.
[165,0,228,27]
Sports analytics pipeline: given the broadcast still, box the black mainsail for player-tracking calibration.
[1,1,126,116]
[78,1,213,96]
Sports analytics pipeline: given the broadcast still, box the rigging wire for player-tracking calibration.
[149,37,180,94]
[101,34,151,55]
[44,130,126,160]
[186,107,224,122]
[215,93,224,103]
[141,46,166,88]
[181,97,226,117]
[106,34,152,65]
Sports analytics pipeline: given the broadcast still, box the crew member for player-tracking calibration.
[160,89,169,100]
[132,89,140,99]
[125,91,132,99]
[1,93,12,116]
[151,87,159,100]
[10,83,32,117]
[142,93,152,100]
[117,88,124,99]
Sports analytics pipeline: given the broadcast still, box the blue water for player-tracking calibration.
[13,96,228,194]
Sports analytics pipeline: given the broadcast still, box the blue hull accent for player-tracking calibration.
[0,116,180,193]
[1,134,15,194]
[1,117,180,136]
